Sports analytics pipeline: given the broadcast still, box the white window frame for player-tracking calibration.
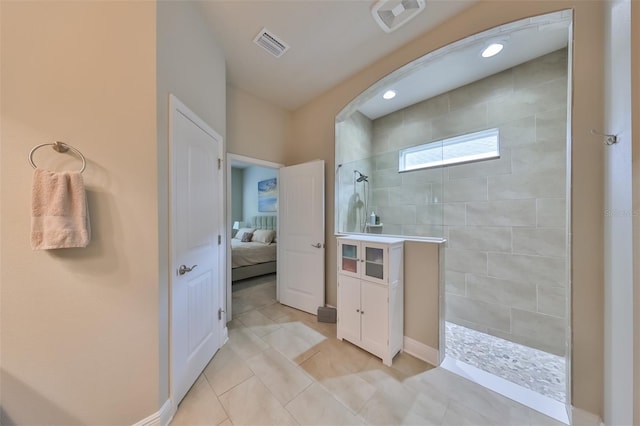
[399,128,500,172]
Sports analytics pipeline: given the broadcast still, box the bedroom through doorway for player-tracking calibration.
[226,154,283,321]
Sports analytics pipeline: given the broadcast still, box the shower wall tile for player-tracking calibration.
[373,109,403,138]
[445,271,466,296]
[372,112,403,155]
[448,227,511,252]
[443,177,488,202]
[488,327,564,357]
[512,227,566,258]
[401,168,444,186]
[465,274,537,312]
[371,129,390,155]
[447,148,512,180]
[466,199,536,227]
[513,49,568,91]
[376,205,416,225]
[389,184,433,206]
[401,224,445,238]
[403,92,449,122]
[537,286,567,318]
[432,103,488,140]
[397,118,432,149]
[447,294,511,332]
[371,188,389,207]
[488,171,565,200]
[536,107,568,144]
[445,248,487,275]
[510,142,566,174]
[448,317,491,334]
[370,169,402,188]
[488,253,566,287]
[416,204,444,225]
[380,224,401,235]
[449,69,514,111]
[498,116,536,147]
[443,203,466,226]
[537,198,567,228]
[487,79,567,127]
[509,308,566,356]
[335,112,373,164]
[374,152,398,171]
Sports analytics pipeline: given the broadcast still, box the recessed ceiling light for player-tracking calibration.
[383,90,397,100]
[481,43,504,58]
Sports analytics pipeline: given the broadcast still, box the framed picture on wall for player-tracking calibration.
[258,178,277,212]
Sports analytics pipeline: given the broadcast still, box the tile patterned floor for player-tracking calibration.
[171,275,565,425]
[445,322,567,403]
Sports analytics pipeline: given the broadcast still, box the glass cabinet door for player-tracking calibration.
[341,242,359,275]
[364,245,384,281]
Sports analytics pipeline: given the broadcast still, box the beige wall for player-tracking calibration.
[227,85,290,165]
[0,2,158,424]
[289,1,604,416]
[156,0,227,406]
[404,242,441,349]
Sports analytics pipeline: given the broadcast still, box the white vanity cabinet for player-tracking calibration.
[336,235,404,366]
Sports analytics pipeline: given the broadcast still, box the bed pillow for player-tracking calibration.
[251,229,276,245]
[234,227,256,241]
[241,232,253,242]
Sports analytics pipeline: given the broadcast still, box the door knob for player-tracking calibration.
[178,264,197,276]
[310,243,323,248]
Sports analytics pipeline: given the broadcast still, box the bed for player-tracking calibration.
[232,215,277,281]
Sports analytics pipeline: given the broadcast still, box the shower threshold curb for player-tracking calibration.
[441,356,570,424]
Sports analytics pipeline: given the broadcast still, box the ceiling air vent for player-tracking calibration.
[372,0,426,33]
[253,28,290,58]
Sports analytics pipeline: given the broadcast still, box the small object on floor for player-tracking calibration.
[317,306,336,323]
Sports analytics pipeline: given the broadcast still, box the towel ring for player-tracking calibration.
[29,141,86,173]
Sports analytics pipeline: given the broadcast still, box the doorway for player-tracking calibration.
[225,154,282,321]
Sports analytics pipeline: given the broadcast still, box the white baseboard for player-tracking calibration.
[571,406,603,426]
[132,399,173,426]
[403,336,439,366]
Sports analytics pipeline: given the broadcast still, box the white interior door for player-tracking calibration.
[278,160,325,314]
[170,95,224,407]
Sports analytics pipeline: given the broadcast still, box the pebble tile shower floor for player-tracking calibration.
[445,322,566,403]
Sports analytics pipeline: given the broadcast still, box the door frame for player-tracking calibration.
[603,1,634,424]
[169,94,226,408]
[225,153,283,320]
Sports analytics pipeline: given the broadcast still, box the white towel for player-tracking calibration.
[31,169,91,250]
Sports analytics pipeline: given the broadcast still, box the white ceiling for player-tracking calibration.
[197,0,476,111]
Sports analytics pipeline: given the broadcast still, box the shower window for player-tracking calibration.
[399,128,500,172]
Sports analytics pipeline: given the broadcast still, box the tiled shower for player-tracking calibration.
[336,48,569,402]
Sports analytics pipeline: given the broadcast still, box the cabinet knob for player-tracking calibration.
[356,309,360,313]
[361,311,364,315]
